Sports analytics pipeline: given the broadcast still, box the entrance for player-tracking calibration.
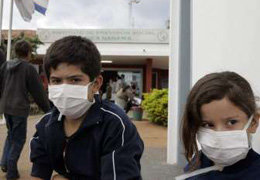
[101,68,143,98]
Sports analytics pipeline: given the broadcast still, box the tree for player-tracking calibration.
[0,32,43,61]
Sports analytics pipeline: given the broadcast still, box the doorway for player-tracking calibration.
[101,68,143,98]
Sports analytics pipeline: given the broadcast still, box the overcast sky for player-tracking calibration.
[2,0,170,30]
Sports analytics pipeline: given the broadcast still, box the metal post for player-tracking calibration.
[7,0,14,61]
[0,0,5,125]
[167,0,191,166]
[128,0,140,28]
[129,1,132,28]
[0,0,4,46]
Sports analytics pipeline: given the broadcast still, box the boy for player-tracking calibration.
[30,36,144,180]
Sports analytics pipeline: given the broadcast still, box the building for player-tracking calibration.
[37,29,170,94]
[2,29,170,95]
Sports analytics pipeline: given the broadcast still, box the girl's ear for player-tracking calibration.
[248,113,260,133]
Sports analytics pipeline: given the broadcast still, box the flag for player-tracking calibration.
[33,0,49,15]
[14,0,48,22]
[14,0,35,22]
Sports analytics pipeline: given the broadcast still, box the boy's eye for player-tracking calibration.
[71,78,82,83]
[51,79,61,84]
[227,119,238,126]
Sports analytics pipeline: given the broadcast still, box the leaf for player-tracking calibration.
[142,89,169,126]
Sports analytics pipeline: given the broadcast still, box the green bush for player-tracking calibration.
[141,89,168,126]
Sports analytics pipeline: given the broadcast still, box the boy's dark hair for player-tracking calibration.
[14,40,32,58]
[44,36,101,81]
[182,71,257,170]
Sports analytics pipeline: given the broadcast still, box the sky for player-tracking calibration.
[2,0,170,30]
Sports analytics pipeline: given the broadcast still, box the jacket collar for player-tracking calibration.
[200,149,260,173]
[223,149,260,173]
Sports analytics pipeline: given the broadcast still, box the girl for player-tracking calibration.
[176,71,260,180]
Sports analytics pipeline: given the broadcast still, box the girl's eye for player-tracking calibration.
[227,119,238,126]
[202,122,214,128]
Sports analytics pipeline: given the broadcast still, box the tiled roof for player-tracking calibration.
[1,30,36,39]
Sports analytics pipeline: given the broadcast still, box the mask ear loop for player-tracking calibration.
[85,79,97,102]
[244,115,254,148]
[244,115,254,130]
[90,78,100,95]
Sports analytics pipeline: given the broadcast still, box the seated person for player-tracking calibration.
[176,71,260,180]
[30,36,144,180]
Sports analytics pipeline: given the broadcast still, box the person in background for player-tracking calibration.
[105,82,112,101]
[131,82,137,96]
[115,85,135,113]
[39,70,55,109]
[30,36,143,180]
[115,74,126,93]
[0,48,6,123]
[40,71,48,91]
[176,71,260,180]
[120,74,126,86]
[109,78,116,103]
[131,75,138,96]
[0,40,50,180]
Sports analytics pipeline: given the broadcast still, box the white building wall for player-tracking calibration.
[37,42,169,69]
[37,29,169,58]
[96,43,169,57]
[192,0,260,152]
[38,43,169,57]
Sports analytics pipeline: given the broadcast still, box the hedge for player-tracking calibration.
[141,89,168,126]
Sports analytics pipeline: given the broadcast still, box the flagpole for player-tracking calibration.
[7,0,14,61]
[0,0,4,46]
[1,0,14,125]
[0,0,4,125]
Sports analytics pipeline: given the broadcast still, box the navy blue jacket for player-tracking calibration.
[184,149,260,180]
[30,97,144,180]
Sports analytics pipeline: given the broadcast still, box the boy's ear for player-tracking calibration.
[92,75,103,93]
[248,113,260,133]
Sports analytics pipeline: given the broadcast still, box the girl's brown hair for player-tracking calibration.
[182,71,257,170]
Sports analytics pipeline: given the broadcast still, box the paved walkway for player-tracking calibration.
[137,120,183,180]
[0,115,183,180]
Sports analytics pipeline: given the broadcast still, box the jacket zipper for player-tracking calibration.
[62,122,100,175]
[63,139,70,173]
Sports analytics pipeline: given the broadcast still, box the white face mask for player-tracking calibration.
[197,115,254,167]
[48,82,95,119]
